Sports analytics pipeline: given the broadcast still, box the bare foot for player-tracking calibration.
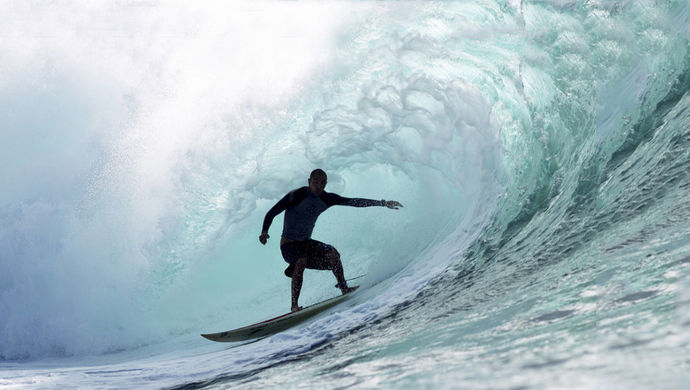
[291,306,303,312]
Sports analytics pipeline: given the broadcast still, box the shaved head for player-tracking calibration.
[310,169,327,180]
[308,169,327,196]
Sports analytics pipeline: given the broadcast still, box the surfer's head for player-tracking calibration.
[308,169,327,196]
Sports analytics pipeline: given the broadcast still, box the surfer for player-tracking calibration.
[260,169,402,312]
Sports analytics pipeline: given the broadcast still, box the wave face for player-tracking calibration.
[1,1,690,389]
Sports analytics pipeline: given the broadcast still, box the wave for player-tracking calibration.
[1,1,688,366]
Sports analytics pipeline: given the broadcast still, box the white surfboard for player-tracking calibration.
[201,286,359,342]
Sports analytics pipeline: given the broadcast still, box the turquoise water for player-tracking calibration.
[1,1,689,389]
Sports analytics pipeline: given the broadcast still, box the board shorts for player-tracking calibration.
[280,239,337,276]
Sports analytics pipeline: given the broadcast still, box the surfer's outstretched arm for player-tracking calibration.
[323,193,403,210]
[382,200,403,209]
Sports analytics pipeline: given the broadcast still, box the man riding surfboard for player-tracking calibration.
[259,169,402,312]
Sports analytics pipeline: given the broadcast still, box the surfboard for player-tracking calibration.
[201,286,359,342]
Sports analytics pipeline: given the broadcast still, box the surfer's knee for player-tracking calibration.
[294,257,307,272]
[326,250,342,271]
[327,249,340,262]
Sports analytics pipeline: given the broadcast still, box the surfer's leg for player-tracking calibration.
[326,249,345,285]
[303,241,354,294]
[291,257,307,311]
[326,249,354,294]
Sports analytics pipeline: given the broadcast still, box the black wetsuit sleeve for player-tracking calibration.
[261,187,310,233]
[261,193,291,233]
[324,193,384,208]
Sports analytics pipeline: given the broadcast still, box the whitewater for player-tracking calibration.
[1,1,689,389]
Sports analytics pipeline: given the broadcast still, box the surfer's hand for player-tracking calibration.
[259,232,269,245]
[383,200,403,210]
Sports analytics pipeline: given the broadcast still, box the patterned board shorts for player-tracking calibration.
[280,239,337,270]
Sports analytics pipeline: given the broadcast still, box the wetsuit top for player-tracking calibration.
[262,186,384,241]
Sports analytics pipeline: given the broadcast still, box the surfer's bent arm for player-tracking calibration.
[260,193,291,238]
